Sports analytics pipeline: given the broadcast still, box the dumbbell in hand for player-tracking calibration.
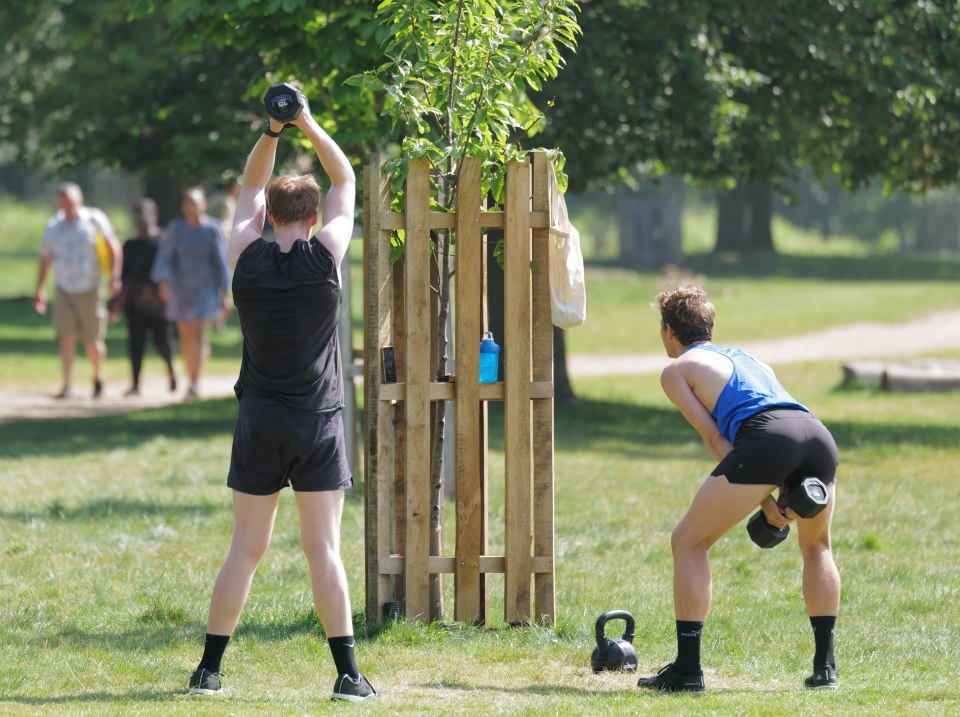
[263,83,306,124]
[747,477,829,548]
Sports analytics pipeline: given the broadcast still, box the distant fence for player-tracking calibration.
[363,153,556,626]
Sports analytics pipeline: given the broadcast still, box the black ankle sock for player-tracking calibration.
[674,620,704,674]
[328,635,360,679]
[810,615,836,669]
[199,633,230,673]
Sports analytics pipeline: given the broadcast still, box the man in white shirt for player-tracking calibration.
[34,183,122,398]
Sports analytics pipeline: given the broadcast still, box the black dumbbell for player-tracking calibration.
[263,82,305,123]
[747,477,830,549]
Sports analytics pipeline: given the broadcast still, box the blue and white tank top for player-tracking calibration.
[686,344,808,443]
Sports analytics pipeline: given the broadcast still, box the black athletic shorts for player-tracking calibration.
[711,408,838,488]
[227,393,353,496]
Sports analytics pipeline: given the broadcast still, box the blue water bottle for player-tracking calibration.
[479,331,500,383]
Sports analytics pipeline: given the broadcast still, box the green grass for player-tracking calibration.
[1,196,959,714]
[2,365,959,714]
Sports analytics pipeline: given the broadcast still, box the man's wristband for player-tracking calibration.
[263,120,282,138]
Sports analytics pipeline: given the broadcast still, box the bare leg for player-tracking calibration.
[83,338,105,382]
[205,490,280,636]
[796,483,840,616]
[671,475,774,621]
[177,320,207,391]
[58,334,75,390]
[294,489,353,637]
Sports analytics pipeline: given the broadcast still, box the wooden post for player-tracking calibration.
[403,159,432,621]
[531,153,555,625]
[363,157,393,623]
[454,157,486,624]
[503,159,534,625]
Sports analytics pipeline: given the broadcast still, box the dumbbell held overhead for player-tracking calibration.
[747,476,830,549]
[264,82,306,123]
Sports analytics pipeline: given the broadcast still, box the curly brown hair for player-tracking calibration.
[655,285,715,345]
[267,174,321,227]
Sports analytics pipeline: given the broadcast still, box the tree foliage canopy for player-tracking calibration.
[537,0,960,194]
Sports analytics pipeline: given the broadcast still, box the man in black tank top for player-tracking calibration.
[186,85,378,702]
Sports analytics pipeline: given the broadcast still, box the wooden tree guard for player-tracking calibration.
[363,153,555,626]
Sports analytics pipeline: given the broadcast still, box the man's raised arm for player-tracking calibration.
[290,107,355,265]
[229,119,282,266]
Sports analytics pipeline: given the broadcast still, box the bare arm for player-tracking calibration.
[229,122,281,266]
[290,109,355,265]
[660,363,733,461]
[34,254,52,314]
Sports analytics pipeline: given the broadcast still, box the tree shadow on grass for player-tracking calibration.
[0,496,222,524]
[0,691,173,707]
[0,397,236,459]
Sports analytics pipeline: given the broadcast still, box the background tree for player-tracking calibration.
[535,0,960,255]
[0,0,267,220]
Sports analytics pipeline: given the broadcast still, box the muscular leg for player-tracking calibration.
[796,483,840,616]
[671,475,775,620]
[205,490,280,636]
[294,489,352,637]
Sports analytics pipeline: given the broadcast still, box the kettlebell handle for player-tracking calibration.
[595,610,636,650]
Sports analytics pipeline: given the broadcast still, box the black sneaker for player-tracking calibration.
[93,379,103,399]
[331,673,379,702]
[637,663,706,693]
[188,667,222,695]
[804,665,838,689]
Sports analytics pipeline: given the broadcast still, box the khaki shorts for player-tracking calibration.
[53,286,106,343]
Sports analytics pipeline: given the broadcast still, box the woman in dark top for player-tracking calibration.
[114,199,176,396]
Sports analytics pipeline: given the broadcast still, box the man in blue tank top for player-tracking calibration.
[636,285,840,693]
[186,84,378,702]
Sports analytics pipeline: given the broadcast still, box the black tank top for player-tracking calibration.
[232,236,342,412]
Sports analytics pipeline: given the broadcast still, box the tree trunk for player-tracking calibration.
[714,183,774,254]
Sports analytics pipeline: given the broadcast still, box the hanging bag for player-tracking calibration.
[548,164,586,329]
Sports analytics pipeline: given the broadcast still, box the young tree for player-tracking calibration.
[350,0,579,620]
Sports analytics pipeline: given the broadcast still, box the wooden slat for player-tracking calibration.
[380,210,549,231]
[453,157,485,623]
[403,159,432,622]
[503,159,534,625]
[363,157,394,622]
[391,260,406,610]
[530,152,556,626]
[378,380,552,402]
[379,555,553,575]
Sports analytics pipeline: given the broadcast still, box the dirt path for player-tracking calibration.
[2,308,959,422]
[569,307,960,377]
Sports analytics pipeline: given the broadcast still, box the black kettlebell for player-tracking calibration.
[263,82,305,122]
[591,610,638,672]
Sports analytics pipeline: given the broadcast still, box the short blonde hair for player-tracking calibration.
[655,285,715,345]
[267,174,321,227]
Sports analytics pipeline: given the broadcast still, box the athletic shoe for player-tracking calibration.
[637,663,706,693]
[54,386,71,399]
[124,386,140,397]
[93,379,103,399]
[331,673,379,702]
[188,667,222,695]
[804,666,838,689]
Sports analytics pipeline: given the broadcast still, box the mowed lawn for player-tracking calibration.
[1,194,959,714]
